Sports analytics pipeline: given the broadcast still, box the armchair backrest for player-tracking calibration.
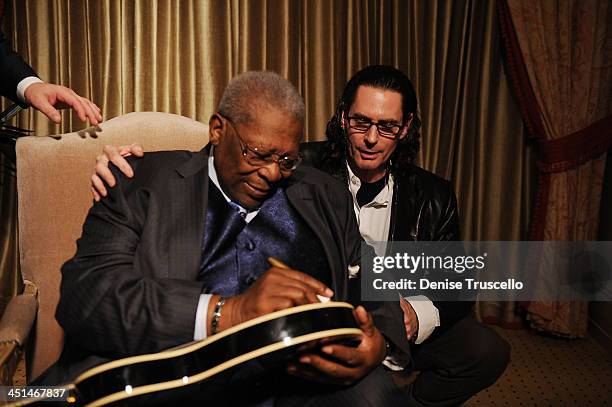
[16,112,208,382]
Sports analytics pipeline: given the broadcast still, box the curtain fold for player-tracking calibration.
[1,1,531,326]
[499,0,612,337]
[402,0,533,326]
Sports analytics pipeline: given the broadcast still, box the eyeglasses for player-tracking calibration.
[347,115,404,139]
[225,117,302,172]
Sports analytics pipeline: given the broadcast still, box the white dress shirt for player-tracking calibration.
[346,164,440,346]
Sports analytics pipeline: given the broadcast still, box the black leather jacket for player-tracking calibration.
[300,141,472,343]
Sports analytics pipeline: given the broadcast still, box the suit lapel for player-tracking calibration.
[286,180,342,298]
[310,154,420,250]
[167,150,209,281]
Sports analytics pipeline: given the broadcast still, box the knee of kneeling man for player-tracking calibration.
[473,332,511,383]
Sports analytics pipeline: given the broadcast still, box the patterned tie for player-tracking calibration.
[199,187,248,295]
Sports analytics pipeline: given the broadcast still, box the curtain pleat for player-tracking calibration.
[0,1,532,327]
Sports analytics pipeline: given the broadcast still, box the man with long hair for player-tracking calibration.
[301,65,510,405]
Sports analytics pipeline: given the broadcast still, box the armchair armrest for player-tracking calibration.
[0,281,38,385]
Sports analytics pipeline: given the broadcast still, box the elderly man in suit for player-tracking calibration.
[44,71,415,406]
[0,29,101,124]
[94,65,511,406]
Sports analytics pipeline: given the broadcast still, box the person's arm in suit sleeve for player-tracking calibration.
[0,29,37,104]
[56,161,204,358]
[0,29,102,123]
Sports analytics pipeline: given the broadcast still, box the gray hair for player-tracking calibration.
[217,71,304,126]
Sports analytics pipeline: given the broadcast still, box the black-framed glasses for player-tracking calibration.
[347,115,404,139]
[224,117,302,172]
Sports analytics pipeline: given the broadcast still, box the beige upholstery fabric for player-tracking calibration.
[0,281,37,346]
[16,112,209,382]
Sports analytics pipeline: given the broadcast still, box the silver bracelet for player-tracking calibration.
[210,296,226,335]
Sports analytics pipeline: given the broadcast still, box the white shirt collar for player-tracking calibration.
[208,146,259,223]
[346,162,394,207]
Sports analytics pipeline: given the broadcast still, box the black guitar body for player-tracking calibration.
[13,302,361,406]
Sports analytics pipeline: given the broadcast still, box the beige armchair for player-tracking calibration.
[0,112,209,383]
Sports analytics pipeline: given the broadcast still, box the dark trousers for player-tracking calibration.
[278,316,509,407]
[406,315,511,406]
[275,365,407,407]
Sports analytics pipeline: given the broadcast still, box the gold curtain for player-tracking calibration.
[504,0,612,337]
[0,0,532,325]
[399,1,534,325]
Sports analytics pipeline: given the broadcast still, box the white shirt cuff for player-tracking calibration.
[16,76,43,103]
[406,295,440,344]
[382,356,406,371]
[194,294,213,341]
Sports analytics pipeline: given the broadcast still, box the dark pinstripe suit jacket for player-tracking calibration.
[0,29,36,104]
[55,148,370,368]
